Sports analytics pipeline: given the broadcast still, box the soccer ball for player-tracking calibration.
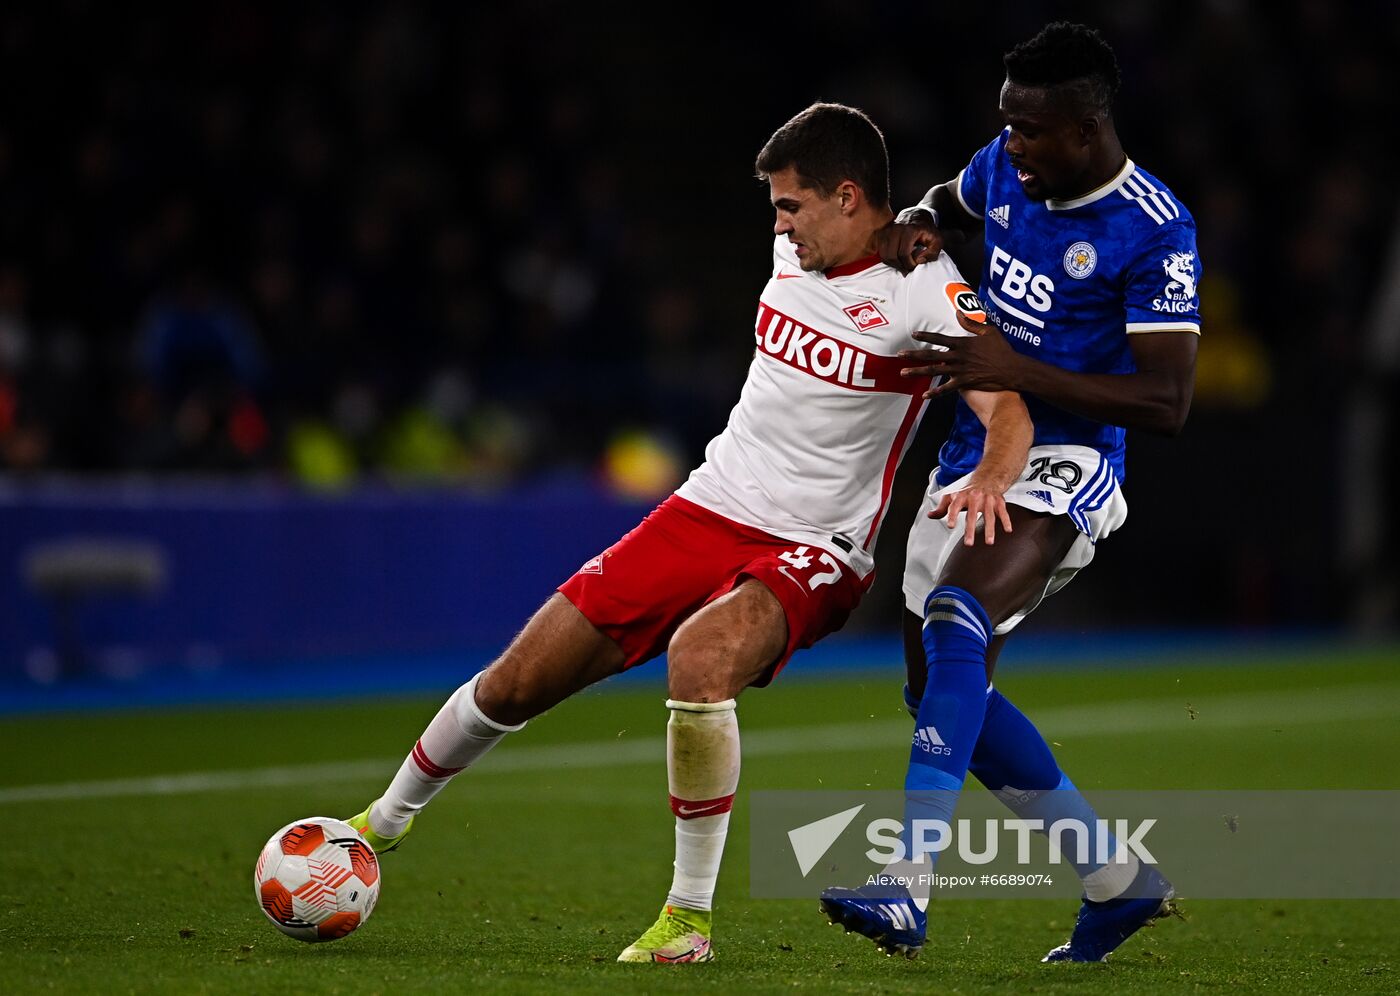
[253,817,380,942]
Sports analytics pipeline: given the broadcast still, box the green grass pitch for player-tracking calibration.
[2,648,1398,994]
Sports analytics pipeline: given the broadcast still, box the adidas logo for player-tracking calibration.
[988,204,1011,229]
[1027,488,1054,507]
[913,725,952,756]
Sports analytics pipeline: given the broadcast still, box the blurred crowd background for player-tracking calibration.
[1,0,1396,653]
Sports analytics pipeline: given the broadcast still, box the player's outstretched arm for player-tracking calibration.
[903,313,1198,436]
[875,181,980,273]
[929,389,1032,547]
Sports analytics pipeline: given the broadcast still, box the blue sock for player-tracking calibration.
[969,687,1060,792]
[969,687,1137,898]
[904,586,991,865]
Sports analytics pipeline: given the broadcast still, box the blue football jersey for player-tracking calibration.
[933,129,1201,486]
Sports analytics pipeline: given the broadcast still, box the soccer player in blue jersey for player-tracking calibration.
[819,22,1199,963]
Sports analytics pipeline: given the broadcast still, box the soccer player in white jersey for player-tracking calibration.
[819,23,1200,963]
[342,103,1034,964]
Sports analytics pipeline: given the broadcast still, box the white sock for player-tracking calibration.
[1082,839,1141,902]
[991,783,1141,902]
[369,673,525,836]
[664,698,740,912]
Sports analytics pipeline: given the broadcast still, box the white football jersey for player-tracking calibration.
[676,235,981,576]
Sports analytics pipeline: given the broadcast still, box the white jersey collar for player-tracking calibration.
[1045,157,1135,212]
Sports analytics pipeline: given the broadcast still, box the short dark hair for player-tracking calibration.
[755,102,890,210]
[1003,22,1121,116]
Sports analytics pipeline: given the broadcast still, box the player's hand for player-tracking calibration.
[928,482,1014,546]
[875,213,945,273]
[900,311,1025,397]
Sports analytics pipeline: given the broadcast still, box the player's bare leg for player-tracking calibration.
[473,593,629,725]
[619,579,787,964]
[903,504,1072,698]
[351,594,626,850]
[666,579,787,702]
[938,506,1080,635]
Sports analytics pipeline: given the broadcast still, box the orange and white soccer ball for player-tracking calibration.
[254,817,380,942]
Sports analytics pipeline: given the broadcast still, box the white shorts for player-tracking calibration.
[902,444,1128,636]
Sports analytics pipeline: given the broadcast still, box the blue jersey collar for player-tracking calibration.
[1046,157,1136,212]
